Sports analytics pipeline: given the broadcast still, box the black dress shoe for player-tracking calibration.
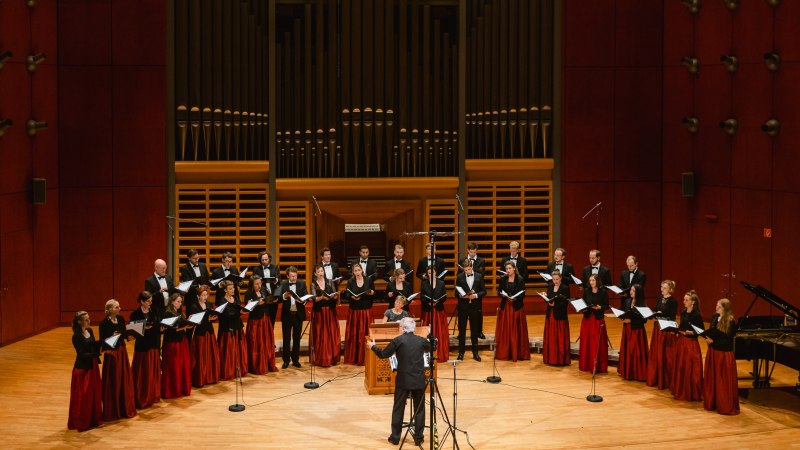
[414,436,424,446]
[479,333,486,339]
[282,361,290,369]
[292,362,302,368]
[387,436,400,445]
[456,353,464,361]
[473,353,482,362]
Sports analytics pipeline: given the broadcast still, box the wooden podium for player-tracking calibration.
[364,322,436,395]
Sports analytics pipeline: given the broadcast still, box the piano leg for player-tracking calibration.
[752,358,771,388]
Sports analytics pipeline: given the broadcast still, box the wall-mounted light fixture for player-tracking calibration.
[761,118,780,137]
[26,0,38,7]
[0,118,12,138]
[766,0,780,7]
[720,54,739,73]
[681,56,700,74]
[26,52,46,72]
[764,52,781,71]
[681,0,701,14]
[0,50,12,71]
[682,116,700,133]
[27,119,48,136]
[723,0,739,11]
[719,118,738,135]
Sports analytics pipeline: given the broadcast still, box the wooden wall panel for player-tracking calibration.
[57,0,112,65]
[662,0,693,68]
[775,1,800,61]
[694,66,731,187]
[661,67,693,183]
[0,64,32,193]
[694,1,731,65]
[29,0,58,64]
[613,68,661,181]
[731,0,774,64]
[771,192,800,299]
[112,67,167,187]
[729,189,772,316]
[111,0,167,66]
[689,186,730,318]
[0,0,31,62]
[731,64,772,190]
[773,63,800,193]
[612,182,661,299]
[32,190,61,331]
[58,66,113,187]
[563,0,614,67]
[31,65,60,186]
[614,0,662,67]
[561,182,615,267]
[0,194,35,343]
[59,188,114,313]
[660,186,693,294]
[562,68,614,181]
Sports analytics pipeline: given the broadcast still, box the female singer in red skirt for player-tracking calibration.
[647,280,678,389]
[161,293,192,399]
[578,274,609,373]
[618,284,649,381]
[495,262,530,362]
[543,270,571,365]
[98,299,136,420]
[420,267,450,363]
[187,285,221,387]
[343,263,375,365]
[218,280,249,380]
[703,298,740,415]
[129,291,161,409]
[309,264,342,367]
[244,275,278,374]
[68,311,103,432]
[672,290,704,401]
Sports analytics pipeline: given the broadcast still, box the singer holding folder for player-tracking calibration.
[310,265,342,367]
[244,275,278,375]
[385,268,413,312]
[217,280,249,379]
[543,271,571,366]
[67,311,103,432]
[160,293,192,399]
[343,264,375,365]
[98,299,136,421]
[455,259,486,361]
[703,298,740,415]
[672,290,704,402]
[420,266,450,363]
[495,261,530,362]
[617,285,649,381]
[279,267,308,369]
[647,280,679,390]
[578,275,609,373]
[129,291,161,409]
[187,285,220,387]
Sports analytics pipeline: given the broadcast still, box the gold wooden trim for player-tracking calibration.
[275,177,460,200]
[174,161,270,184]
[465,158,554,182]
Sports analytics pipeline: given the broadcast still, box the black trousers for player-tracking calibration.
[457,302,482,353]
[282,312,303,363]
[390,387,425,441]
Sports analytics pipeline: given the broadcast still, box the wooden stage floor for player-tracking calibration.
[1,316,798,449]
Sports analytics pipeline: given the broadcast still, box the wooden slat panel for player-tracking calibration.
[424,199,459,293]
[276,201,313,280]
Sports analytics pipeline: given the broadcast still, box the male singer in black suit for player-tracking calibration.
[581,249,613,287]
[384,244,414,290]
[144,258,175,319]
[179,249,210,309]
[464,242,487,338]
[319,247,340,281]
[546,247,575,285]
[500,241,528,282]
[416,243,446,283]
[210,251,244,301]
[367,317,430,446]
[455,259,487,361]
[253,250,280,325]
[278,266,308,369]
[351,244,379,280]
[619,255,646,297]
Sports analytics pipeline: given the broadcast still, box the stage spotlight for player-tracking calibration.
[723,0,739,10]
[0,50,12,70]
[719,118,738,136]
[27,119,48,136]
[764,52,780,71]
[720,54,739,73]
[0,118,12,138]
[26,52,46,72]
[766,0,780,7]
[681,0,701,14]
[681,56,700,74]
[761,118,780,137]
[682,116,699,133]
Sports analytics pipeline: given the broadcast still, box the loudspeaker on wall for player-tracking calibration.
[681,172,695,197]
[32,178,46,205]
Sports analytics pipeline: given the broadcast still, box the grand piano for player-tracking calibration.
[735,281,800,388]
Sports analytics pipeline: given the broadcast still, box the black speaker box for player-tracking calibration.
[32,178,46,205]
[681,172,695,197]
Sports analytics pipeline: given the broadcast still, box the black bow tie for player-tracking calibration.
[360,260,367,264]
[467,274,473,278]
[511,257,517,260]
[157,276,164,280]
[289,283,296,286]
[324,263,330,267]
[192,265,198,269]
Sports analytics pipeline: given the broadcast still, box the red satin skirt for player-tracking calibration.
[578,316,608,373]
[344,309,372,365]
[646,325,678,389]
[703,348,740,415]
[672,337,703,401]
[542,315,571,365]
[68,361,103,432]
[190,332,220,387]
[219,329,249,380]
[131,348,161,409]
[161,339,192,399]
[246,316,278,374]
[495,306,531,362]
[311,308,342,367]
[618,324,649,381]
[101,346,137,420]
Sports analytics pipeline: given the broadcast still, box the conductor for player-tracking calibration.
[366,317,430,446]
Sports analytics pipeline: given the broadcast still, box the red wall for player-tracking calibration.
[562,1,800,320]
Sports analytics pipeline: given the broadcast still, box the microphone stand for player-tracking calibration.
[581,202,603,250]
[586,320,605,402]
[303,304,319,389]
[229,327,246,411]
[486,307,502,383]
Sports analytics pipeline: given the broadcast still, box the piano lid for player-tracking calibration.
[740,280,799,321]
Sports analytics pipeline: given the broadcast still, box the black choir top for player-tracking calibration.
[654,295,678,320]
[161,310,188,343]
[545,283,570,320]
[99,315,127,343]
[244,290,269,320]
[385,280,413,311]
[498,276,526,312]
[344,276,375,310]
[678,308,704,339]
[582,289,609,320]
[72,328,101,370]
[621,297,647,330]
[707,313,738,351]
[218,295,245,332]
[310,278,338,313]
[130,307,160,352]
[421,280,447,312]
[186,301,216,337]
